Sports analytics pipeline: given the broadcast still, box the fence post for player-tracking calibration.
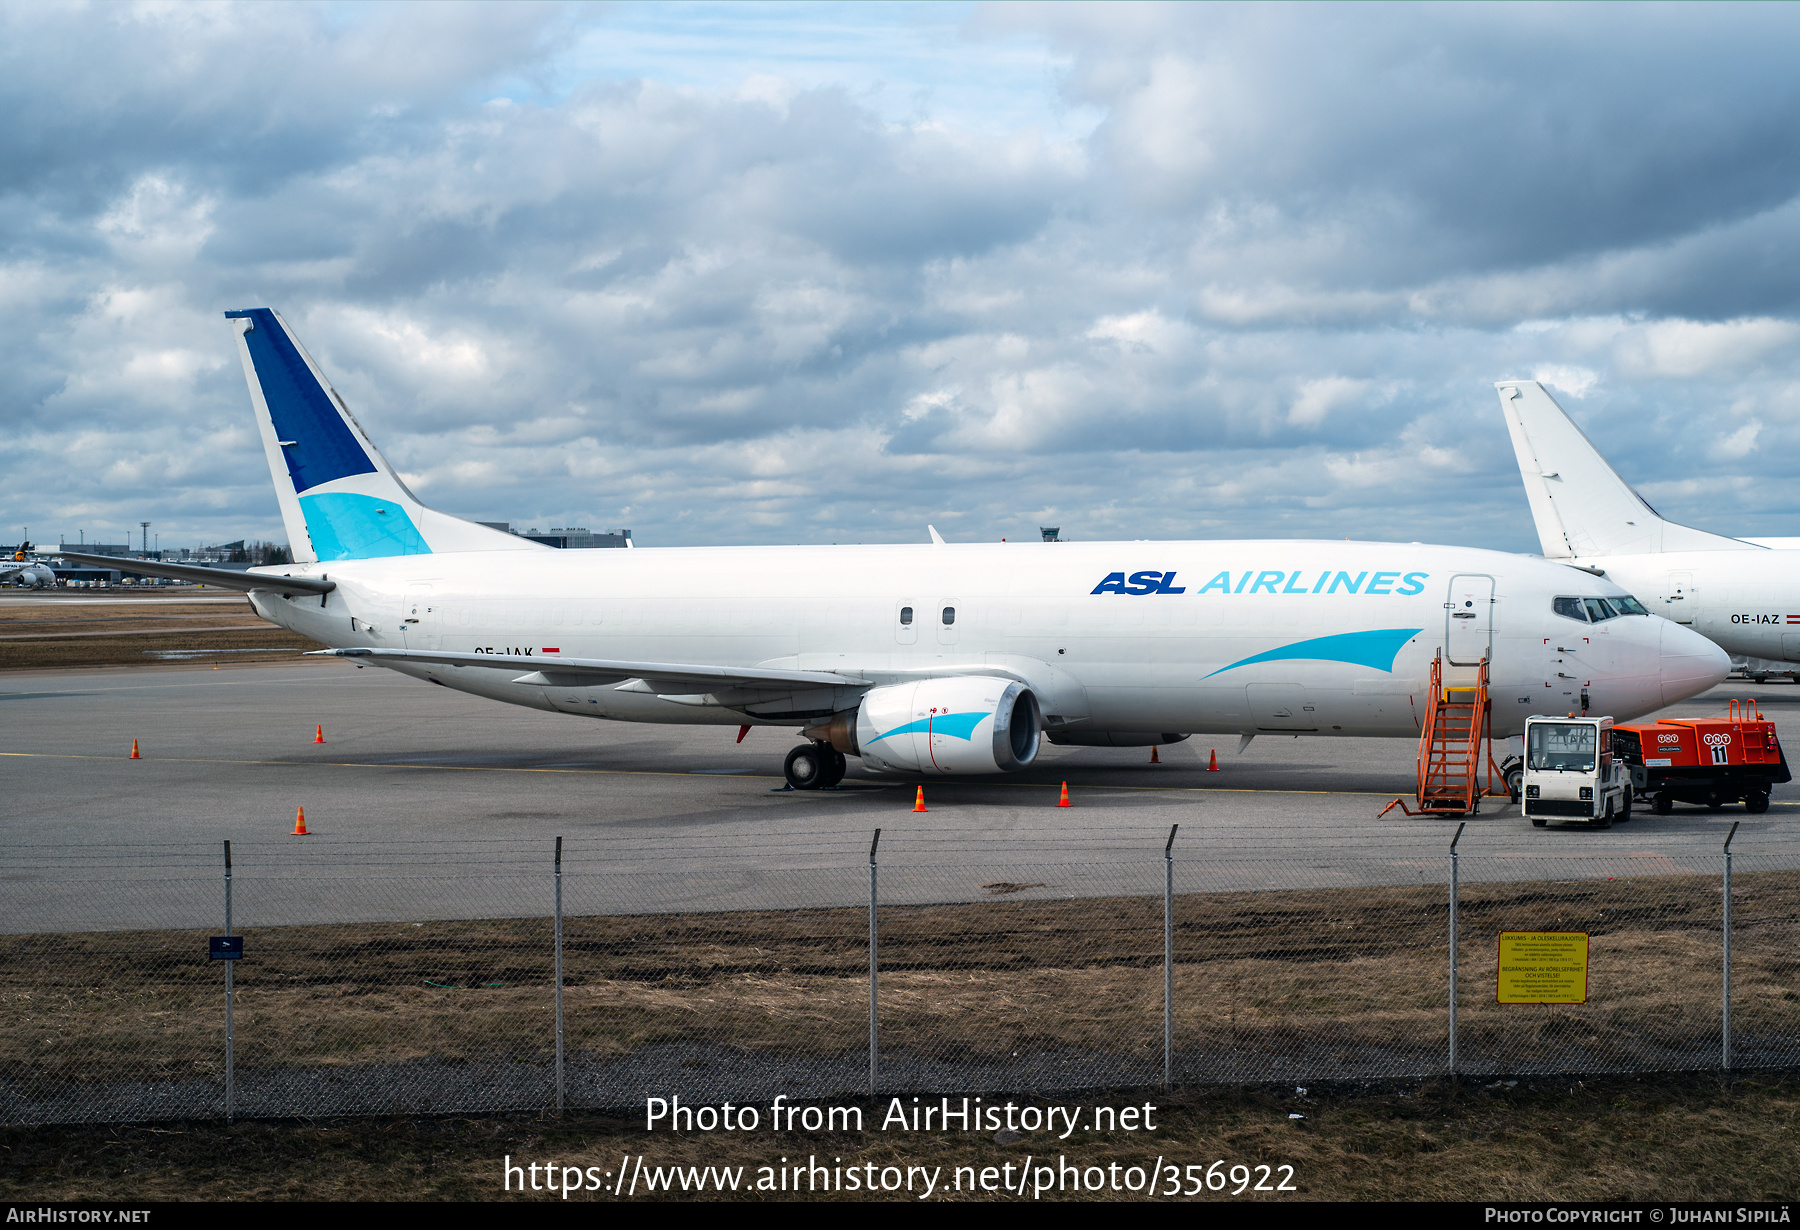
[1448,821,1464,1077]
[868,828,881,1096]
[1164,823,1178,1090]
[222,839,234,1124]
[1723,820,1738,1073]
[555,835,565,1114]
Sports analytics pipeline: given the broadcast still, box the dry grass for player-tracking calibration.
[4,1074,1799,1201]
[4,874,1796,1091]
[0,596,324,669]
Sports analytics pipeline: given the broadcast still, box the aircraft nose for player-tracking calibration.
[1659,620,1730,707]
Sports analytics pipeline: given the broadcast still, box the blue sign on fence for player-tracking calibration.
[209,936,243,960]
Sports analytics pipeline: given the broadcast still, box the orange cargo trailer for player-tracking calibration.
[1613,701,1789,815]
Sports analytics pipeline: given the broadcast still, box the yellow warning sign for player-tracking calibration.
[1497,931,1589,1004]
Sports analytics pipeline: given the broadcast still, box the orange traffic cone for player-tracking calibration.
[129,739,140,759]
[313,724,326,744]
[1207,748,1219,771]
[912,786,928,813]
[291,806,311,836]
[1056,781,1072,807]
[1150,745,1161,764]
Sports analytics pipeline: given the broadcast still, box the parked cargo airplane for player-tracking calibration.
[72,311,1728,788]
[1498,380,1800,668]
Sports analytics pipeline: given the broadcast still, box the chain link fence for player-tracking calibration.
[3,830,1796,1125]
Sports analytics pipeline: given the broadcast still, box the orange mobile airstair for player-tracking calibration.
[1379,655,1507,818]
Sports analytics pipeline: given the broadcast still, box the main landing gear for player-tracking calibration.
[784,741,847,790]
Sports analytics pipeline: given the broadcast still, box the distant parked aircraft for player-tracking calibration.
[1497,380,1800,668]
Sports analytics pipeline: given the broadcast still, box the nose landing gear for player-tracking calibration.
[783,741,847,790]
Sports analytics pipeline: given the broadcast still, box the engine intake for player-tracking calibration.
[824,677,1041,775]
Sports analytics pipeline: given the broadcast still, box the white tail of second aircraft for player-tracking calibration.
[226,308,542,563]
[1495,380,1753,558]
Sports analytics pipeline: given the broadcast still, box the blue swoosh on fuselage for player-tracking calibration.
[1203,628,1423,679]
[869,711,989,744]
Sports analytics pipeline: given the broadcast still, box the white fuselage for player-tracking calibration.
[1568,550,1800,664]
[247,538,1728,741]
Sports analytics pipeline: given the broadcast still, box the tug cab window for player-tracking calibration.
[1529,722,1597,772]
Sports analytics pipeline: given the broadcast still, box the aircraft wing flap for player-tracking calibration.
[312,647,857,692]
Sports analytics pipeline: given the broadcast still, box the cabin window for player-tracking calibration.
[899,607,913,626]
[942,606,956,626]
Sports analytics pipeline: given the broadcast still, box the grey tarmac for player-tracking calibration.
[2,660,1794,931]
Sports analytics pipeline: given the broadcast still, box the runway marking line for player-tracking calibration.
[0,750,1410,797]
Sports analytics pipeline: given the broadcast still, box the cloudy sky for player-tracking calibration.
[6,1,1800,554]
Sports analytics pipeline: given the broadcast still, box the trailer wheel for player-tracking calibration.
[1653,792,1673,815]
[1746,792,1771,815]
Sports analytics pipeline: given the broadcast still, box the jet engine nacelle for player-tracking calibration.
[850,677,1042,775]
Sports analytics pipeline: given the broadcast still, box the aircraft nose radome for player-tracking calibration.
[1659,620,1730,707]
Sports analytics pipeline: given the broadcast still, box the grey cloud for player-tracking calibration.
[5,2,1800,558]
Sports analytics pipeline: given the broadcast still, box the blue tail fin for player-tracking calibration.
[226,309,541,562]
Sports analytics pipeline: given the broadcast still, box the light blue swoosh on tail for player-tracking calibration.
[299,492,431,560]
[1203,627,1422,679]
[869,711,989,744]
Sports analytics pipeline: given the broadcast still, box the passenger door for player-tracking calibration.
[1445,575,1494,666]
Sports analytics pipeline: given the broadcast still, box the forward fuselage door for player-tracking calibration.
[1664,572,1696,624]
[401,585,437,649]
[1445,574,1495,667]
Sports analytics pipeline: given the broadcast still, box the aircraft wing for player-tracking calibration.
[311,647,861,693]
[57,551,336,595]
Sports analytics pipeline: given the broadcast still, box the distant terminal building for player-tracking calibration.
[57,541,133,557]
[477,524,633,549]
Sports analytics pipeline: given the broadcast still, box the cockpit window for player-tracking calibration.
[1556,594,1648,622]
[1529,722,1597,772]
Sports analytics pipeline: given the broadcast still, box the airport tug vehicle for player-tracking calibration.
[1521,715,1632,828]
[1611,701,1789,816]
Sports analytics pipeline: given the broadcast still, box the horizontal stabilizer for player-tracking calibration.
[312,647,859,694]
[58,552,336,595]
